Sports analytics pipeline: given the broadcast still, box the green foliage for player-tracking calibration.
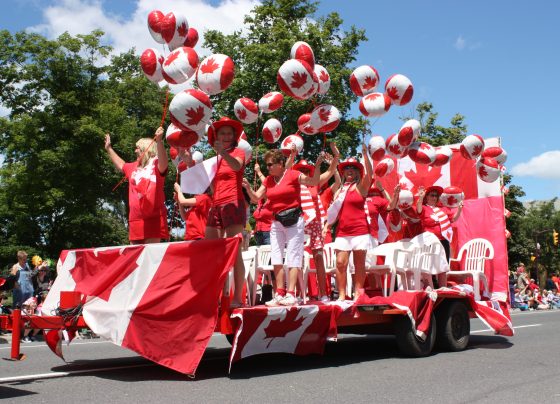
[0,29,167,267]
[203,0,368,163]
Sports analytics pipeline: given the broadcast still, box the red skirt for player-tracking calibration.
[129,215,169,241]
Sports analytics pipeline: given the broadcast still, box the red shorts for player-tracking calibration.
[129,215,169,241]
[304,218,324,251]
[207,200,247,229]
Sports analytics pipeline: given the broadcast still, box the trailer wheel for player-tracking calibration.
[394,313,436,357]
[435,301,470,351]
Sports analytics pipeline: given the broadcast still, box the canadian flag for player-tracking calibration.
[42,237,241,376]
[229,305,342,370]
[376,137,509,301]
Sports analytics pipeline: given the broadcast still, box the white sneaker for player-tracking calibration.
[320,295,330,303]
[265,293,284,307]
[279,293,297,306]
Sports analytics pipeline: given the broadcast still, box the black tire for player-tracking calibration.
[394,313,436,357]
[435,301,470,352]
[225,333,235,346]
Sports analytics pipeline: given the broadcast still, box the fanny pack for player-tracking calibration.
[274,207,302,227]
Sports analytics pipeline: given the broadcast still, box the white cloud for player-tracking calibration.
[29,0,259,57]
[511,151,560,179]
[0,104,10,117]
[454,35,481,51]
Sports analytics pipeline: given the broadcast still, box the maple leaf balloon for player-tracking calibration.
[277,59,315,100]
[259,92,284,113]
[169,89,213,132]
[234,97,258,124]
[140,48,164,83]
[477,157,500,183]
[359,92,391,118]
[482,146,507,165]
[262,118,283,143]
[290,41,315,70]
[161,12,190,50]
[460,134,485,160]
[147,10,166,44]
[440,186,464,208]
[162,47,199,84]
[183,27,199,48]
[349,65,380,96]
[280,134,304,156]
[297,113,318,135]
[309,104,340,133]
[431,146,453,167]
[196,54,235,95]
[385,74,414,106]
[368,135,386,161]
[398,119,421,147]
[314,64,331,95]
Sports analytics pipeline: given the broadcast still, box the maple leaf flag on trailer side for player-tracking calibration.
[42,237,241,376]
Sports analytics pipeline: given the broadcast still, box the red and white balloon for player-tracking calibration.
[262,118,282,143]
[234,98,258,124]
[374,157,395,177]
[309,104,341,133]
[161,12,190,50]
[431,146,453,167]
[440,186,464,208]
[460,134,485,160]
[169,89,213,132]
[398,190,414,210]
[147,10,166,44]
[290,41,315,69]
[477,157,500,183]
[482,146,507,165]
[196,54,235,95]
[183,27,199,48]
[359,92,391,118]
[349,65,380,97]
[280,134,304,156]
[162,47,199,84]
[385,134,408,159]
[314,64,331,95]
[192,151,203,165]
[408,142,436,165]
[398,119,421,147]
[368,135,386,161]
[140,48,164,83]
[297,113,318,135]
[258,92,284,113]
[277,59,315,100]
[385,74,414,106]
[165,123,200,148]
[237,139,253,162]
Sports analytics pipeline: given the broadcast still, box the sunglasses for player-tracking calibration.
[428,193,439,197]
[266,162,275,167]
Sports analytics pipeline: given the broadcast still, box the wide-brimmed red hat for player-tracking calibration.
[424,185,443,198]
[207,117,244,147]
[368,185,384,197]
[293,159,315,176]
[338,157,364,178]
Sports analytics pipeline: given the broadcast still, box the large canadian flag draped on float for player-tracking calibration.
[42,237,241,376]
[377,137,508,301]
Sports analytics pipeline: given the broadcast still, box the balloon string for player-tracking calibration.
[253,114,261,189]
[322,133,327,151]
[160,88,170,127]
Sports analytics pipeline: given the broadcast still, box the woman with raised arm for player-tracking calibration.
[243,149,325,306]
[326,143,373,301]
[105,127,169,244]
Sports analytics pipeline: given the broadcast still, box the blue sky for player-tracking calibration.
[1,0,559,201]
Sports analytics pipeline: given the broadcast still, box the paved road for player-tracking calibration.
[1,310,559,403]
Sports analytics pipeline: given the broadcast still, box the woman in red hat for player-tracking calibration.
[293,142,340,302]
[326,143,373,301]
[205,117,248,308]
[417,185,463,287]
[243,149,325,306]
[104,127,169,244]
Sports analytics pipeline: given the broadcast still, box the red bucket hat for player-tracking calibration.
[293,159,315,176]
[423,185,443,201]
[207,117,244,147]
[338,157,364,178]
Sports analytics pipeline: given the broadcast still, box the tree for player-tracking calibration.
[404,102,468,146]
[203,0,368,163]
[0,30,168,266]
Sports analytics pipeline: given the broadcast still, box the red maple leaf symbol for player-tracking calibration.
[399,182,410,190]
[263,93,273,98]
[291,71,308,89]
[404,164,443,195]
[164,50,180,66]
[319,70,329,82]
[386,86,399,100]
[177,22,188,37]
[200,57,220,74]
[275,127,281,138]
[388,144,402,155]
[318,108,330,122]
[419,143,431,150]
[185,106,205,126]
[362,75,377,90]
[478,165,488,179]
[472,145,483,157]
[447,195,457,206]
[263,307,304,348]
[236,109,247,120]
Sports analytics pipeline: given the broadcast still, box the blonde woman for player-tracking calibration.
[105,127,169,244]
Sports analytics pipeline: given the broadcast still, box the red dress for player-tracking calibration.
[122,158,169,241]
[212,148,246,206]
[184,194,212,240]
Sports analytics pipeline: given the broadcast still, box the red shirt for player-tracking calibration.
[212,148,246,206]
[184,194,212,240]
[336,187,369,237]
[253,199,273,232]
[319,187,334,210]
[122,158,167,224]
[264,169,301,214]
[366,196,389,238]
[420,204,453,240]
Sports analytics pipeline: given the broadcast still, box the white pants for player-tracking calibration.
[270,216,305,268]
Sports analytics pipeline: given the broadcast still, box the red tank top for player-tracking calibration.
[336,187,369,237]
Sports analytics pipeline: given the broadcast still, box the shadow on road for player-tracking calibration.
[0,385,38,399]
[467,335,513,350]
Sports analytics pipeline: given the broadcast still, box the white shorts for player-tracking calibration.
[270,216,305,268]
[334,234,375,251]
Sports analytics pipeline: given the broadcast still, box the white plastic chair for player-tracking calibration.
[447,238,494,301]
[405,243,441,290]
[241,249,256,306]
[250,245,274,306]
[391,248,414,291]
[364,250,394,297]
